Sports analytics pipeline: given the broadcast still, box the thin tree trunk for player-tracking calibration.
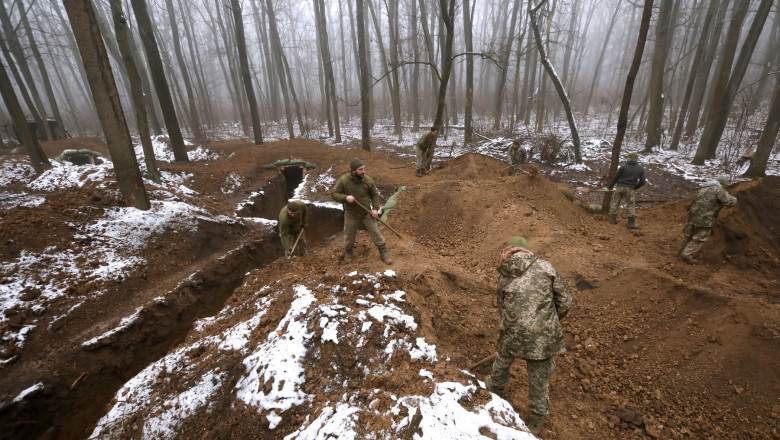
[584,0,623,117]
[230,0,263,145]
[314,0,341,142]
[744,75,780,177]
[164,0,203,140]
[463,0,475,143]
[213,1,248,131]
[356,0,371,150]
[110,0,160,183]
[0,60,50,174]
[124,4,163,134]
[338,0,350,123]
[180,0,214,129]
[693,0,773,163]
[529,0,581,162]
[264,0,295,138]
[746,8,779,116]
[64,0,150,209]
[643,0,675,151]
[367,0,400,137]
[387,0,402,140]
[561,0,578,90]
[411,0,421,131]
[130,0,188,162]
[251,0,279,120]
[493,0,522,130]
[603,0,654,214]
[432,0,456,131]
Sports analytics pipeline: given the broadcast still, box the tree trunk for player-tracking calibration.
[744,75,780,177]
[110,0,160,183]
[463,0,475,144]
[230,0,263,145]
[492,0,522,130]
[366,0,400,137]
[432,0,456,131]
[410,0,421,131]
[669,0,720,151]
[313,0,341,142]
[746,12,779,116]
[338,0,350,123]
[643,0,675,151]
[164,0,203,140]
[250,0,280,121]
[180,0,214,129]
[603,0,654,214]
[130,0,188,162]
[583,0,623,117]
[0,60,50,174]
[693,0,772,164]
[264,0,295,138]
[356,0,371,150]
[63,0,150,210]
[561,0,578,90]
[387,0,402,140]
[529,0,581,162]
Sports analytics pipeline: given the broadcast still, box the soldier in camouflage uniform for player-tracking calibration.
[415,126,438,177]
[331,158,392,264]
[506,139,527,176]
[484,237,571,436]
[607,152,646,229]
[678,176,737,264]
[278,200,308,258]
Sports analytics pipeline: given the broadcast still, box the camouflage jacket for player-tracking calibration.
[506,145,527,165]
[687,182,737,228]
[495,252,571,360]
[331,173,381,219]
[278,201,308,250]
[416,131,438,151]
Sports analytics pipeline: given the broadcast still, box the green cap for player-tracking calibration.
[717,176,730,185]
[505,236,528,248]
[350,158,364,171]
[628,152,639,160]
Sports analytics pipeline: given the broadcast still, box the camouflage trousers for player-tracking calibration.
[288,236,307,257]
[609,186,636,217]
[489,353,556,416]
[416,145,435,170]
[343,213,385,250]
[679,223,712,258]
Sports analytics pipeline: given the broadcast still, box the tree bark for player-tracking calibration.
[583,0,623,117]
[356,0,371,150]
[643,0,675,151]
[130,0,188,162]
[110,0,160,183]
[463,0,475,144]
[63,0,150,210]
[230,0,263,145]
[603,0,653,214]
[492,0,522,130]
[264,0,295,138]
[744,75,780,177]
[164,0,203,140]
[432,0,456,131]
[313,0,341,142]
[693,0,773,164]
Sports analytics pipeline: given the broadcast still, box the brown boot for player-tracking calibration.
[626,216,640,229]
[378,245,393,265]
[344,249,353,263]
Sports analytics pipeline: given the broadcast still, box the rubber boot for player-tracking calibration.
[626,216,640,229]
[484,375,504,398]
[609,214,618,224]
[527,413,545,435]
[378,244,393,265]
[416,168,423,177]
[344,249,353,263]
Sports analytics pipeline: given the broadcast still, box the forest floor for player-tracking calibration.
[0,132,778,440]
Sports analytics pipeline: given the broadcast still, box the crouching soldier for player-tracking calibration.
[279,200,308,258]
[678,176,737,264]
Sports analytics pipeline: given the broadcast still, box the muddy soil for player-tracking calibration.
[0,138,778,439]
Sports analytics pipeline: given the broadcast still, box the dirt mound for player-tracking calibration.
[39,137,111,158]
[436,152,506,179]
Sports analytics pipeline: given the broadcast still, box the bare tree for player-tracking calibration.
[313,0,341,142]
[432,0,456,131]
[164,0,203,140]
[110,0,160,183]
[744,74,780,177]
[693,0,773,164]
[528,0,581,162]
[463,0,475,144]
[643,0,675,151]
[603,0,654,214]
[264,0,295,138]
[492,0,522,130]
[0,60,50,174]
[356,0,371,150]
[63,0,150,210]
[583,0,624,117]
[230,0,263,145]
[129,0,188,162]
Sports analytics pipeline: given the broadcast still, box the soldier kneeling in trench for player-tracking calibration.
[484,236,571,436]
[331,158,392,265]
[279,200,308,258]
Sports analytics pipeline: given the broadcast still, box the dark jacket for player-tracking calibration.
[331,173,381,218]
[608,160,646,190]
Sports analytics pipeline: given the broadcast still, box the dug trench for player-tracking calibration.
[0,173,343,440]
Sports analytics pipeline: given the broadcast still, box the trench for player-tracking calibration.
[1,170,342,440]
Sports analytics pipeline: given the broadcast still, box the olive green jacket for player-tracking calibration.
[278,201,307,250]
[416,131,437,151]
[331,173,381,218]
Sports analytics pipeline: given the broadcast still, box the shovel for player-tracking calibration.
[286,228,304,259]
[503,164,529,175]
[576,186,610,193]
[353,199,415,246]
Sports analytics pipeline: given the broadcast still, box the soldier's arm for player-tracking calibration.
[718,188,737,207]
[369,181,381,210]
[607,167,622,189]
[551,269,572,320]
[331,177,347,203]
[278,215,294,250]
[301,203,308,227]
[636,168,646,190]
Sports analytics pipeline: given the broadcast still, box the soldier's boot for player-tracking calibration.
[609,214,618,224]
[378,244,393,265]
[483,375,504,398]
[344,248,353,263]
[416,168,423,177]
[626,216,640,229]
[422,167,429,175]
[680,254,697,264]
[527,413,545,435]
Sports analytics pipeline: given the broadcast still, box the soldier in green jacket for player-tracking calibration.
[484,236,571,436]
[506,139,527,176]
[679,176,737,264]
[331,158,392,264]
[415,126,438,177]
[278,200,307,258]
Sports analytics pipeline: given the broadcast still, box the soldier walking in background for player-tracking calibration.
[415,126,438,177]
[679,176,737,264]
[484,237,571,436]
[507,139,527,176]
[607,152,646,229]
[278,200,308,258]
[331,158,392,265]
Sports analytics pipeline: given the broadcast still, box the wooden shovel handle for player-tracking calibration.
[288,228,304,259]
[352,199,403,238]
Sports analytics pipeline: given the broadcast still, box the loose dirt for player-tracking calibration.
[1,137,778,439]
